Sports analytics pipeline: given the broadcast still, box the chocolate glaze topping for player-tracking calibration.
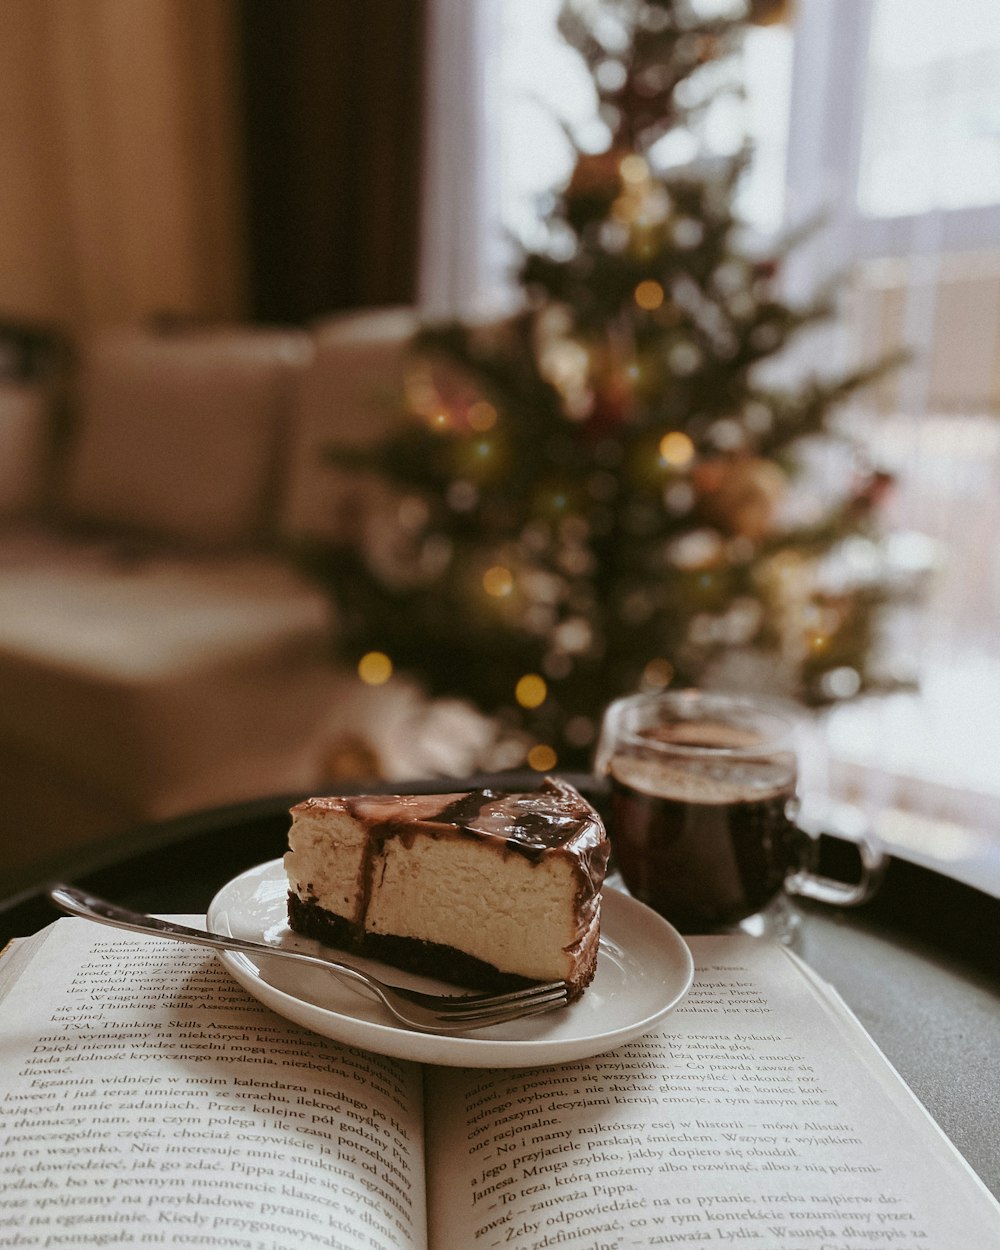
[296,778,609,898]
[436,781,599,855]
[423,778,607,896]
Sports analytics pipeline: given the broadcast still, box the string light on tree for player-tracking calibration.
[635,280,665,311]
[659,431,695,469]
[515,674,548,710]
[527,744,559,771]
[468,401,498,431]
[483,565,514,598]
[358,651,393,686]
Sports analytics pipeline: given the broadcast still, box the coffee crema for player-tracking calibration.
[640,719,768,751]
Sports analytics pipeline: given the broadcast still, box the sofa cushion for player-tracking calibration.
[0,382,51,520]
[64,326,313,549]
[280,307,417,542]
[0,533,341,819]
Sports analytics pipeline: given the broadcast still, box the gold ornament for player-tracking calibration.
[694,455,787,542]
[323,733,382,781]
[566,148,631,201]
[748,0,795,26]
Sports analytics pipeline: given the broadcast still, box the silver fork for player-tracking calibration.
[48,884,570,1034]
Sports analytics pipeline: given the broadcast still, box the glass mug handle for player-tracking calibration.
[785,799,887,908]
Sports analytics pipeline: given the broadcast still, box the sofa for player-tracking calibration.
[0,309,497,895]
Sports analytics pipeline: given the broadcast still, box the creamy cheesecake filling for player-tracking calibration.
[283,778,609,998]
[365,835,585,983]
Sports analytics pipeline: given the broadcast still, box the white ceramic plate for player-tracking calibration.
[208,860,693,1068]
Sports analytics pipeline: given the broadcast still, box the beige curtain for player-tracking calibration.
[0,0,248,333]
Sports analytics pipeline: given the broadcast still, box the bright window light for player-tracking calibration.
[496,0,596,252]
[858,0,1000,217]
[495,5,793,245]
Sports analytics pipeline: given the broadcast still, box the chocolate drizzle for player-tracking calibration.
[433,782,598,860]
[436,788,503,828]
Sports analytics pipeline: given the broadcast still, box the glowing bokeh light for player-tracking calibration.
[635,279,665,310]
[483,565,514,597]
[468,401,498,431]
[619,154,649,184]
[659,431,695,468]
[527,743,558,771]
[515,673,548,708]
[358,651,393,685]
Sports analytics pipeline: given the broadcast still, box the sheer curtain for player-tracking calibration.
[418,0,503,318]
[418,0,600,318]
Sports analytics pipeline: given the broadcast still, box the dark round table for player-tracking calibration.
[3,772,998,1199]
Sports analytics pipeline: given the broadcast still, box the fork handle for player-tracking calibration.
[48,884,379,1001]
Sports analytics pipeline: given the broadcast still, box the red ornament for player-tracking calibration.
[587,371,634,433]
[849,469,895,518]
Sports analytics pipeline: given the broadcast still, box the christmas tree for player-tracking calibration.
[304,0,899,772]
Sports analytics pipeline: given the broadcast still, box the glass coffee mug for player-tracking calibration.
[594,689,886,934]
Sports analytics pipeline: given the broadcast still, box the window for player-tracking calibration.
[496,0,595,254]
[786,0,1000,258]
[496,1,794,247]
[783,0,1000,887]
[858,1,1000,218]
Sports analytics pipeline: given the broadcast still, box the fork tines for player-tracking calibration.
[431,981,569,1027]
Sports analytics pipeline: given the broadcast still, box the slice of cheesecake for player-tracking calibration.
[283,777,609,1001]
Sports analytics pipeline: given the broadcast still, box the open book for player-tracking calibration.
[1,917,997,1249]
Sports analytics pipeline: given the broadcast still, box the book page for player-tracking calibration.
[0,919,428,1250]
[0,934,47,1002]
[424,934,1000,1250]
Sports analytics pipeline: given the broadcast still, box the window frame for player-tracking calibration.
[785,0,1000,270]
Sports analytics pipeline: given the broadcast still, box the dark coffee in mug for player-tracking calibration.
[596,692,886,932]
[607,722,803,931]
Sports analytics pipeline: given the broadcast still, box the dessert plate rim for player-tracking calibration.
[208,859,694,1068]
